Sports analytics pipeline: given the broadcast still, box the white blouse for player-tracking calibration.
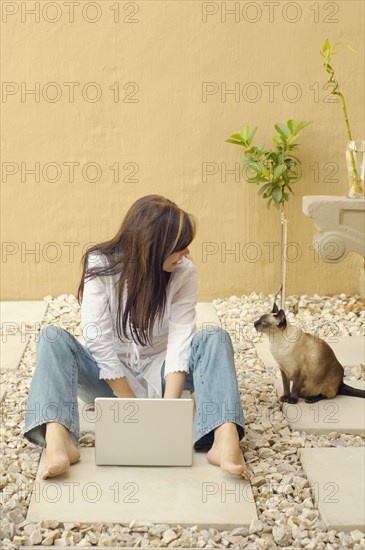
[80,252,198,398]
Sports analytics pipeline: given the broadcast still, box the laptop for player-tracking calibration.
[94,396,194,466]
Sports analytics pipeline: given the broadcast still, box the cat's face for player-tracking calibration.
[254,303,287,335]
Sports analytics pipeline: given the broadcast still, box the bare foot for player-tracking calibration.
[40,422,80,480]
[207,422,251,480]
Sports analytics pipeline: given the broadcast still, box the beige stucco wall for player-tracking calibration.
[2,0,364,301]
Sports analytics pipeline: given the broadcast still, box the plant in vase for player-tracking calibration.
[226,119,312,309]
[320,38,364,199]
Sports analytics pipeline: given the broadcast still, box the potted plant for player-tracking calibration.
[226,119,312,309]
[320,38,364,199]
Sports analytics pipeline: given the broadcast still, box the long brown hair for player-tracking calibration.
[77,195,198,347]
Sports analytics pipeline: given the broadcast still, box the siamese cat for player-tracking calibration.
[254,303,365,403]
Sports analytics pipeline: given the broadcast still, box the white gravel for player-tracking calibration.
[0,292,364,549]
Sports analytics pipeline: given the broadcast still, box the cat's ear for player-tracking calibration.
[271,302,279,314]
[277,309,287,329]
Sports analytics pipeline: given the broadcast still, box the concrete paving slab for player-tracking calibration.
[254,336,365,368]
[273,377,365,435]
[0,300,48,330]
[300,447,365,531]
[26,448,257,528]
[195,302,220,330]
[0,334,29,372]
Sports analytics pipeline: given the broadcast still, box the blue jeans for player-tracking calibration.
[23,325,245,451]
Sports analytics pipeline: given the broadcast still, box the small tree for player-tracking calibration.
[226,119,312,309]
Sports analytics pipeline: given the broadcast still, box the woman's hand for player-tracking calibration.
[106,377,136,398]
[163,371,187,399]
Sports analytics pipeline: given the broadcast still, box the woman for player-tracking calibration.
[23,195,250,480]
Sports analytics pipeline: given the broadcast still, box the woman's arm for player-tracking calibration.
[162,263,198,396]
[163,371,187,399]
[106,377,136,398]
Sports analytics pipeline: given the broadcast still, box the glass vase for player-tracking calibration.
[346,140,365,199]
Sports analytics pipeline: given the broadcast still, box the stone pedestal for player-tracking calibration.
[303,195,365,294]
[302,195,365,261]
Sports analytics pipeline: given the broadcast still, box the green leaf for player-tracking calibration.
[285,154,302,164]
[287,120,296,133]
[226,139,245,146]
[241,126,250,142]
[230,134,243,141]
[247,176,264,184]
[321,38,330,54]
[258,183,271,196]
[281,172,288,185]
[291,175,303,184]
[247,161,264,173]
[273,137,285,148]
[290,120,313,136]
[269,152,279,163]
[266,198,273,210]
[286,134,300,146]
[247,126,257,145]
[332,41,357,55]
[274,123,291,139]
[344,43,357,53]
[272,187,283,202]
[273,164,287,180]
[297,120,313,132]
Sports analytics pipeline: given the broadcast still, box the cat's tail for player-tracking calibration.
[337,382,365,398]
